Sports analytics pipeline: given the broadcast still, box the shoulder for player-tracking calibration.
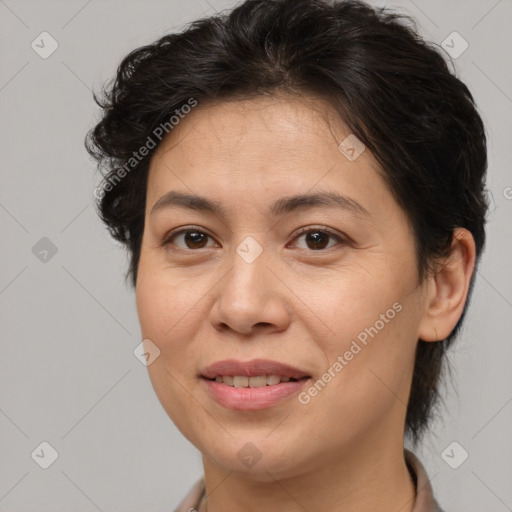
[405,449,446,512]
[172,477,205,512]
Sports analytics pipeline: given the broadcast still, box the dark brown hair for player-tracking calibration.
[85,0,489,444]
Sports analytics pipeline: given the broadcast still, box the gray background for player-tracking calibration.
[0,0,511,510]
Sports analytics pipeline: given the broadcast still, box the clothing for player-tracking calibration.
[173,449,444,512]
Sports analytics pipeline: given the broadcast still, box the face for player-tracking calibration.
[135,94,430,480]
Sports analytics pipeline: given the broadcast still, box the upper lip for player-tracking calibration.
[201,359,310,379]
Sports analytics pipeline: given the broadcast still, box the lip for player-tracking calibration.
[201,358,310,380]
[200,359,311,410]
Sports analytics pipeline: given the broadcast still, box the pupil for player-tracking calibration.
[186,231,207,248]
[307,232,328,250]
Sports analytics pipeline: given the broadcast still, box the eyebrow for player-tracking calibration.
[150,190,370,218]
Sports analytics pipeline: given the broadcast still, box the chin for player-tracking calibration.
[195,431,313,481]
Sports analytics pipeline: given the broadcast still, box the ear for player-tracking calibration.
[418,228,477,342]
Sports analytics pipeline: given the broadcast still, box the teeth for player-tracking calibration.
[212,374,298,387]
[249,376,267,388]
[266,375,280,386]
[233,376,249,388]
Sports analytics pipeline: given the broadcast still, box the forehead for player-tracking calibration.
[155,96,337,165]
[145,94,394,221]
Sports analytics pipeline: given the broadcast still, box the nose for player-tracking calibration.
[209,247,291,336]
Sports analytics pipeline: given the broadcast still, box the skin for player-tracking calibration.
[135,93,476,512]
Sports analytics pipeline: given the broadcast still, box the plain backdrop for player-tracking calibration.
[0,0,511,510]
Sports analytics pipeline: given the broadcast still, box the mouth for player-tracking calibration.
[204,375,308,388]
[200,359,312,410]
[201,358,311,382]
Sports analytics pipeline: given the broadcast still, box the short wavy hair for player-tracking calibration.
[85,0,489,444]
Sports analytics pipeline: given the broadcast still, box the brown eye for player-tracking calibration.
[182,231,209,249]
[292,228,343,251]
[305,231,330,250]
[163,229,216,250]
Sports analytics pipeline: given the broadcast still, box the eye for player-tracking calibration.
[290,227,344,251]
[162,226,346,251]
[162,227,217,250]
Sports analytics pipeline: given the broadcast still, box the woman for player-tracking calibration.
[85,0,488,510]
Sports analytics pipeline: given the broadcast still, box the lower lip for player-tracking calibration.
[202,378,310,410]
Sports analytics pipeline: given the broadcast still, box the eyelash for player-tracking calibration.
[161,225,346,252]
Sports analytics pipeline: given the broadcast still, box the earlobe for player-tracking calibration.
[418,228,477,342]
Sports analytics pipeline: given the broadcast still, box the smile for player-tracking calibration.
[209,375,301,387]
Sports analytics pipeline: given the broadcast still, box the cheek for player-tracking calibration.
[135,262,211,385]
[309,275,404,351]
[135,279,169,341]
[306,274,419,404]
[135,270,208,436]
[135,256,199,341]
